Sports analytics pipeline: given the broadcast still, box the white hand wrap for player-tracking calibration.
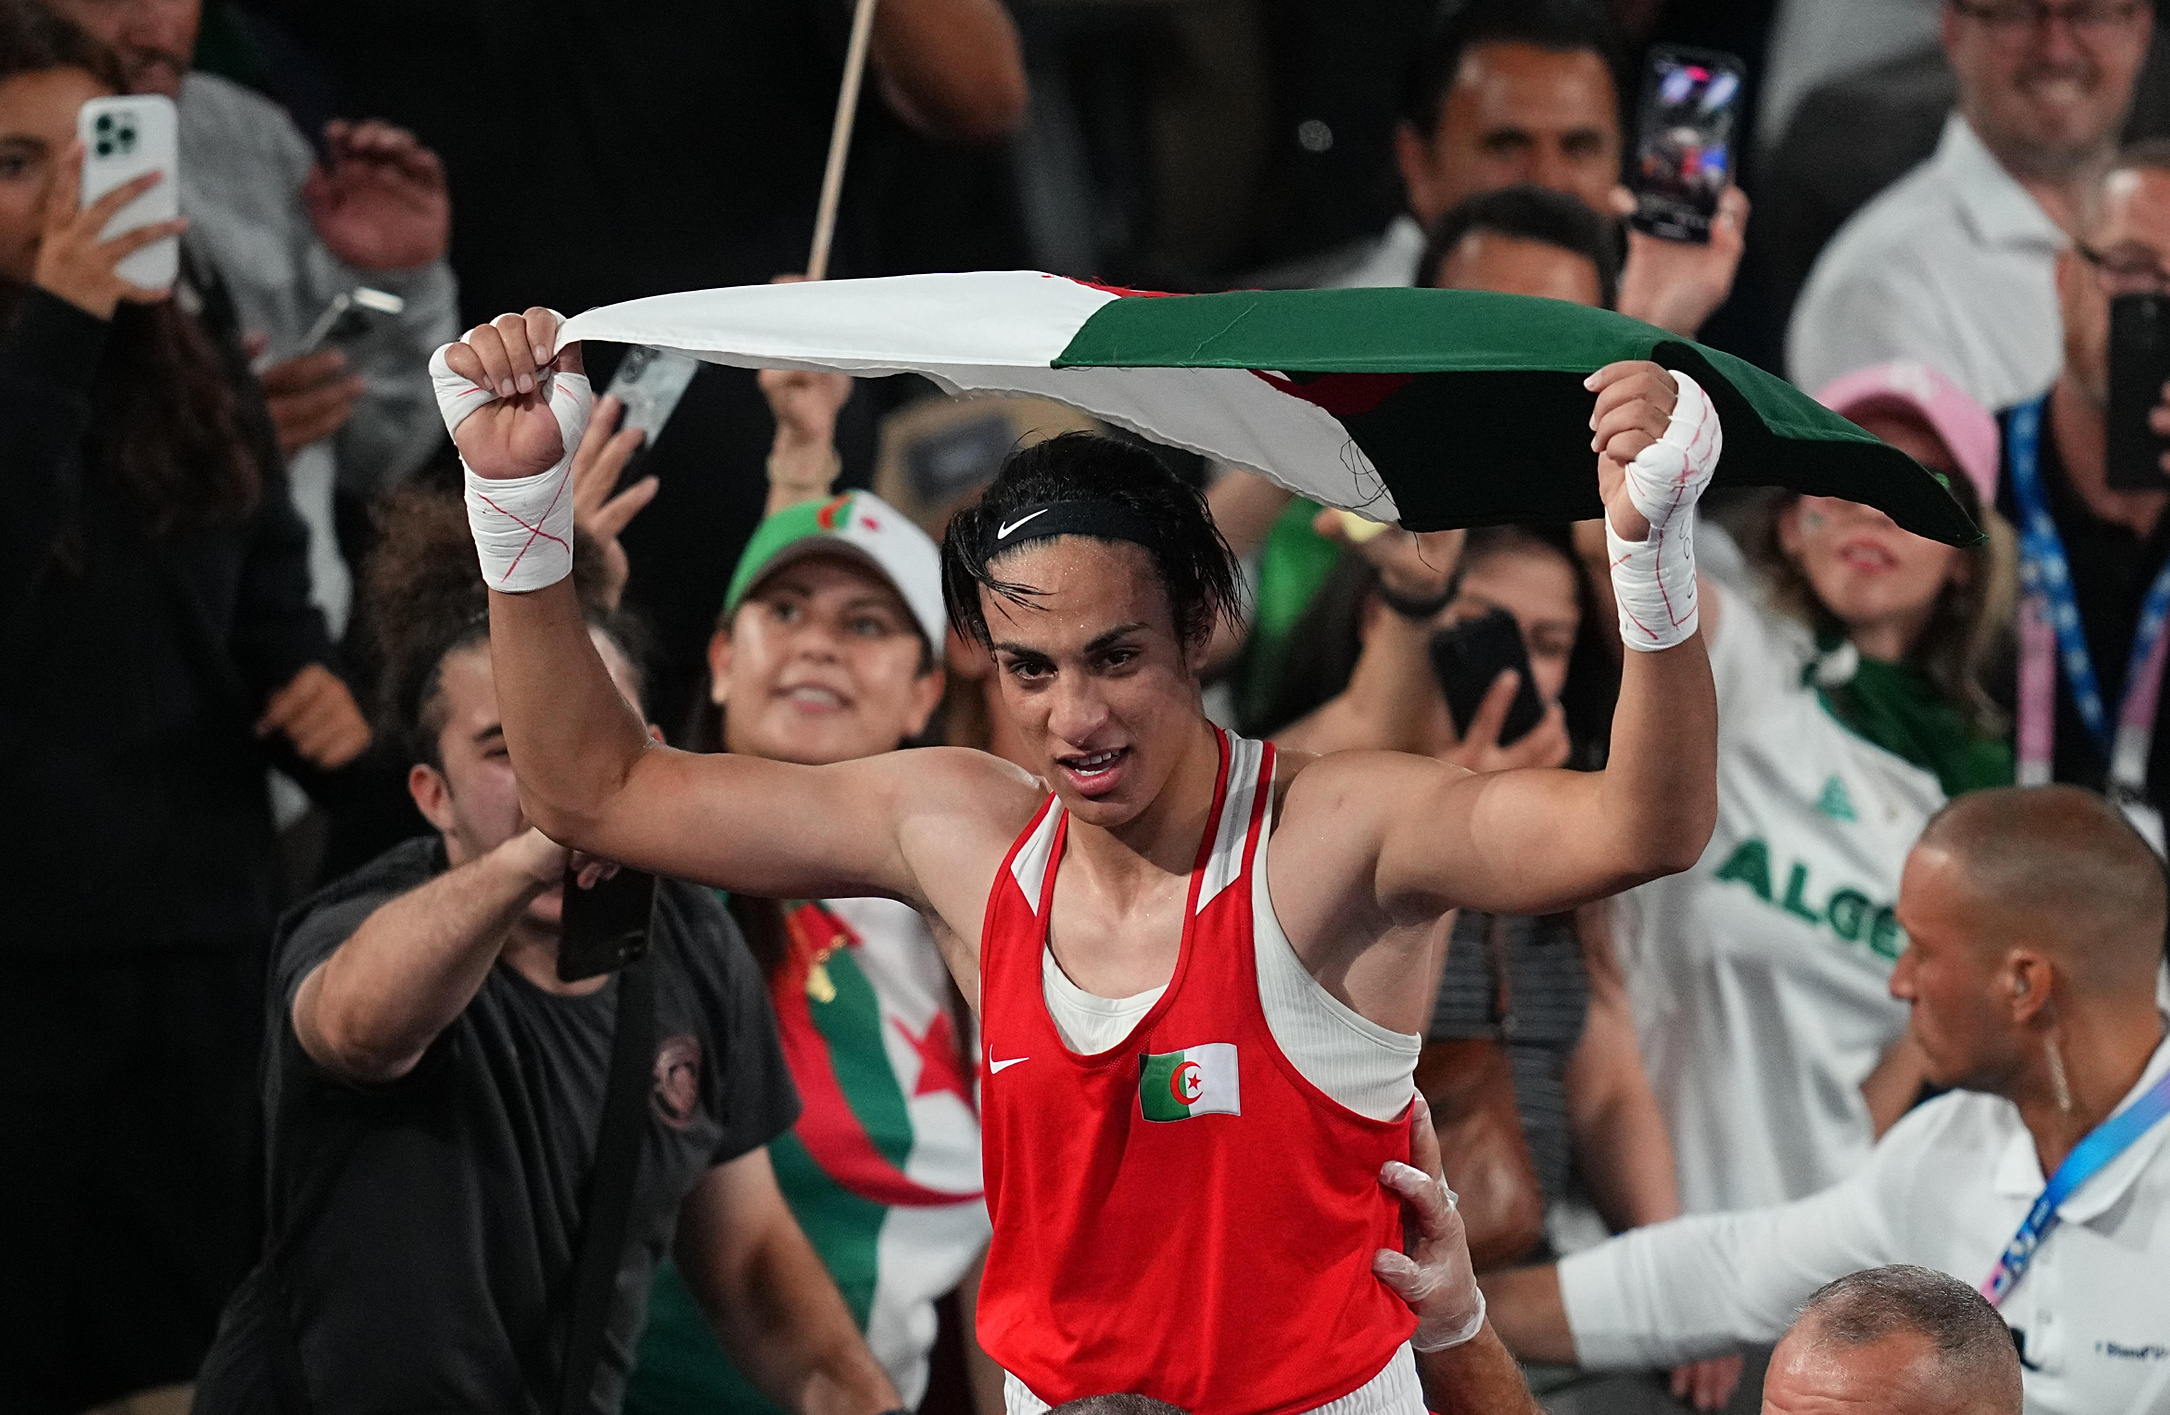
[431,341,594,593]
[1605,370,1721,652]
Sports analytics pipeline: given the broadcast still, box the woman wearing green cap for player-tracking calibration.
[629,374,1000,1414]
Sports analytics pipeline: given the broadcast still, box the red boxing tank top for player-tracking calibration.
[975,730,1418,1414]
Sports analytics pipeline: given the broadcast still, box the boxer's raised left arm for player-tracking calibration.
[1288,362,1719,921]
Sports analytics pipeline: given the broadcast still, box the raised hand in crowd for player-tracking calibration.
[1327,506,1466,612]
[255,662,371,771]
[570,392,658,610]
[1441,668,1571,774]
[759,365,851,512]
[1612,186,1750,339]
[31,142,184,318]
[302,118,449,273]
[757,273,854,514]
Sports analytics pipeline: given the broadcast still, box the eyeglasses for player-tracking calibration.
[2077,241,2170,295]
[1949,0,2149,31]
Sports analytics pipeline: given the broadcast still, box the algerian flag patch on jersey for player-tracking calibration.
[1140,1043,1240,1121]
[552,272,1979,545]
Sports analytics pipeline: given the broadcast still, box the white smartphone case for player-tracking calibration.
[77,94,179,290]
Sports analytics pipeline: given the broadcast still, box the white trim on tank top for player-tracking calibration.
[1036,734,1419,1120]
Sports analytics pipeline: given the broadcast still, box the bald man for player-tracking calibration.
[1473,786,2170,1414]
[1763,1266,2021,1415]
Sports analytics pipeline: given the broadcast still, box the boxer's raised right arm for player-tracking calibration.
[440,312,1029,910]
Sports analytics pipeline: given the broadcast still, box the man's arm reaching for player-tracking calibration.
[293,830,574,1083]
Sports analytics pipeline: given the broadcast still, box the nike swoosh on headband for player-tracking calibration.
[995,509,1049,540]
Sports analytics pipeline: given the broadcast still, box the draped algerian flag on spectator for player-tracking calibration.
[555,271,1980,545]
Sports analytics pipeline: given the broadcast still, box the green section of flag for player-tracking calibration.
[1050,289,1979,547]
[1139,1042,1241,1121]
[1055,287,1662,375]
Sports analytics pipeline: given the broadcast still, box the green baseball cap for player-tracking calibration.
[722,491,946,650]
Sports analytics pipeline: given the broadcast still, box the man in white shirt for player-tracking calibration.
[1340,0,1742,340]
[1788,0,2153,409]
[1477,785,2170,1415]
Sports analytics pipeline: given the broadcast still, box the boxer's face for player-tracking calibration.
[982,537,1203,829]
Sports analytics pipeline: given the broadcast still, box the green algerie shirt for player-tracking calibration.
[1612,580,2007,1215]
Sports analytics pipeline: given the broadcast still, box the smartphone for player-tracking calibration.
[1429,608,1547,749]
[605,346,701,447]
[295,286,407,356]
[557,865,657,984]
[78,94,179,289]
[2108,293,2170,491]
[1627,46,1745,245]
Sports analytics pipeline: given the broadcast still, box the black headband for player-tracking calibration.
[982,499,1161,560]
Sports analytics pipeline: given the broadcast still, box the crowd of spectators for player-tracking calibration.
[5,0,2170,1414]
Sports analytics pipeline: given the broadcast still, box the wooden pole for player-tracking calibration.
[807,0,879,281]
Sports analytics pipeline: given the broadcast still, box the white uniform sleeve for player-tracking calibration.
[1558,1112,1923,1367]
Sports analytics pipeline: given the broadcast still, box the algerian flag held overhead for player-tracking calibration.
[555,271,1979,544]
[1139,1043,1241,1122]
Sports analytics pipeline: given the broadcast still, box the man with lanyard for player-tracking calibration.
[2000,143,2170,850]
[1477,785,2170,1413]
[434,306,1721,1413]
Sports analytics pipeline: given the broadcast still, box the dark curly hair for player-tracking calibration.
[362,484,646,768]
[0,0,261,535]
[941,431,1243,653]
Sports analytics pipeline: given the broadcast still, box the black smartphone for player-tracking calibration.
[1429,608,1546,749]
[2108,293,2170,491]
[1627,46,1745,245]
[557,865,657,984]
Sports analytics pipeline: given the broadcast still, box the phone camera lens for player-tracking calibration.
[94,113,111,133]
[95,140,112,157]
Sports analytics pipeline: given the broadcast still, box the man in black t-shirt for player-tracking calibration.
[1992,143,2170,829]
[194,493,897,1414]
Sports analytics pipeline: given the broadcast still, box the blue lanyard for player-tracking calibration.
[1980,1063,2170,1306]
[2006,396,2170,755]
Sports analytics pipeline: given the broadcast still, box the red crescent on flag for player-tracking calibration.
[771,909,983,1208]
[1171,1059,1203,1105]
